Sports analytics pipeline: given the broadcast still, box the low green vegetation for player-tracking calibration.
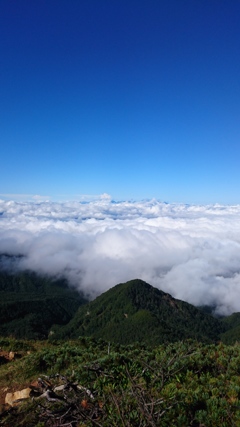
[1,337,240,426]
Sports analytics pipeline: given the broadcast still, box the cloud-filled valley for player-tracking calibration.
[1,197,240,315]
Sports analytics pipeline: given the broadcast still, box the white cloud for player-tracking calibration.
[0,194,51,202]
[1,198,240,314]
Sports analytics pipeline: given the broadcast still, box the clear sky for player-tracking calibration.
[1,0,240,204]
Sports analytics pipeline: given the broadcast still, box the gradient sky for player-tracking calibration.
[1,1,240,204]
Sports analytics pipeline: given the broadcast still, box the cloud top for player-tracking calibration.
[1,197,240,315]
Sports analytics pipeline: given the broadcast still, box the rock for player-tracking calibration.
[8,351,16,360]
[5,387,32,406]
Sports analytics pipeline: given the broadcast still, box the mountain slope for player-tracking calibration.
[0,270,87,339]
[53,279,226,345]
[220,312,240,344]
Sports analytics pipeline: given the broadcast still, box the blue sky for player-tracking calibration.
[1,0,240,204]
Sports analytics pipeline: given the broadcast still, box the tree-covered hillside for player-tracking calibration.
[53,279,226,345]
[220,313,240,345]
[0,270,87,339]
[1,271,240,345]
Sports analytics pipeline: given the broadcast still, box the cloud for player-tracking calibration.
[0,194,51,202]
[1,197,240,314]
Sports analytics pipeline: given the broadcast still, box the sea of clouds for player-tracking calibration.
[1,196,240,315]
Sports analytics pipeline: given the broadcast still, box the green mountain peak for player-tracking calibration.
[53,278,225,345]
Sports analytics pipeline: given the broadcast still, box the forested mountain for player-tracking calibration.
[1,270,240,345]
[53,279,226,345]
[0,270,87,339]
[220,312,240,344]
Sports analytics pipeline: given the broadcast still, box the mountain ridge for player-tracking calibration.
[1,270,239,345]
[52,278,226,345]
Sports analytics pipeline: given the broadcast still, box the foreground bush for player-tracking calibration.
[1,338,240,426]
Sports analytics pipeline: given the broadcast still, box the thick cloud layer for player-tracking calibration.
[1,198,240,315]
